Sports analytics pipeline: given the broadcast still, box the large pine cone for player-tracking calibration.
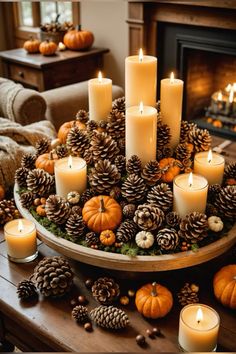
[89,159,121,194]
[156,228,179,251]
[133,204,164,231]
[116,220,138,243]
[147,183,173,212]
[112,96,125,114]
[166,211,181,229]
[90,132,119,163]
[106,110,125,141]
[141,160,161,186]
[65,214,86,241]
[115,155,126,174]
[32,256,73,297]
[35,137,51,156]
[214,186,236,219]
[15,167,29,187]
[76,109,89,124]
[157,123,171,148]
[224,162,236,180]
[21,153,37,170]
[177,283,199,306]
[180,121,197,143]
[72,305,89,323]
[0,199,20,226]
[189,127,211,152]
[20,191,34,208]
[90,305,129,329]
[66,126,89,156]
[126,155,142,175]
[92,277,120,305]
[45,195,71,224]
[27,169,54,196]
[121,174,146,203]
[179,212,208,243]
[17,280,37,300]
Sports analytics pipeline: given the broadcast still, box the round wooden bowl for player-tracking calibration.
[14,186,236,272]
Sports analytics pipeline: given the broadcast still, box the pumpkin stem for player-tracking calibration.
[76,24,82,31]
[55,13,60,23]
[49,151,54,160]
[99,197,106,213]
[151,282,157,297]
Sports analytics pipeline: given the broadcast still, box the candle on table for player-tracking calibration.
[88,71,112,121]
[125,49,157,108]
[194,149,225,185]
[55,156,87,198]
[126,102,157,167]
[160,72,184,149]
[178,304,220,352]
[173,172,208,218]
[4,219,37,263]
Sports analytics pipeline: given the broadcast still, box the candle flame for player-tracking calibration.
[188,172,193,187]
[139,48,143,62]
[208,149,212,163]
[170,72,175,84]
[18,220,24,232]
[68,155,73,169]
[225,84,232,92]
[217,92,222,101]
[98,71,102,83]
[229,88,234,103]
[196,307,203,324]
[139,101,144,114]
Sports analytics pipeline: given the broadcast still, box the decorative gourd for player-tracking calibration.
[159,157,181,183]
[51,138,61,149]
[35,152,58,174]
[213,264,236,309]
[63,25,94,50]
[100,230,116,246]
[0,185,5,201]
[58,120,86,144]
[67,191,80,205]
[82,195,122,233]
[135,282,173,319]
[135,231,154,249]
[208,216,224,232]
[23,37,40,53]
[39,39,57,56]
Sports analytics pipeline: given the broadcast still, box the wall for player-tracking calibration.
[0,2,7,75]
[80,0,128,89]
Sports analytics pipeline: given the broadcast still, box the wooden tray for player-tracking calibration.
[14,186,236,272]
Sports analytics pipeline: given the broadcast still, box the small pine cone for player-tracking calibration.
[83,148,94,165]
[166,211,181,228]
[179,212,208,243]
[45,195,71,225]
[65,214,86,241]
[20,191,34,208]
[117,138,125,155]
[85,231,99,246]
[98,120,107,131]
[56,144,69,159]
[177,283,199,306]
[35,137,51,156]
[32,256,73,297]
[76,109,89,124]
[0,199,20,226]
[147,183,173,212]
[17,280,37,300]
[189,127,211,152]
[66,126,89,157]
[214,186,236,219]
[89,159,121,194]
[86,120,98,137]
[112,96,125,114]
[92,277,120,305]
[134,204,164,231]
[162,146,173,158]
[123,204,136,219]
[107,110,125,140]
[90,132,119,163]
[116,220,138,243]
[180,121,197,143]
[126,155,142,175]
[175,143,192,163]
[115,155,126,174]
[27,169,55,196]
[208,184,221,203]
[205,203,219,217]
[157,123,171,148]
[224,162,236,180]
[21,153,37,170]
[141,160,161,186]
[71,205,82,215]
[15,167,29,187]
[110,186,121,200]
[80,189,95,205]
[156,228,179,251]
[121,174,146,203]
[156,149,164,161]
[72,305,89,323]
[90,305,129,329]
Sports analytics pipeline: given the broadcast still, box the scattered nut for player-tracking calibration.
[78,295,88,304]
[128,289,135,297]
[152,327,162,337]
[120,296,129,306]
[33,198,41,206]
[136,334,146,346]
[85,278,93,289]
[146,329,155,338]
[84,322,93,332]
[40,197,47,205]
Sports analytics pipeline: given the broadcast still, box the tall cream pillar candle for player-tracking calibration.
[194,150,225,185]
[125,49,157,108]
[88,71,112,121]
[126,102,157,166]
[160,72,183,149]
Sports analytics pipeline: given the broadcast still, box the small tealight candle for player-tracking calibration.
[4,219,37,263]
[194,149,225,185]
[178,304,220,352]
[173,172,208,218]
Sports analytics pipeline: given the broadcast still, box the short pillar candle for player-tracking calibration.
[4,219,38,263]
[194,150,225,185]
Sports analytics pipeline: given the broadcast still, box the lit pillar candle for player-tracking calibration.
[126,102,157,167]
[160,72,184,149]
[125,49,157,108]
[178,304,220,352]
[173,172,208,218]
[88,71,112,121]
[4,219,37,263]
[194,149,225,185]
[55,156,87,198]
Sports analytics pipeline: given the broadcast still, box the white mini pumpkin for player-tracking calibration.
[135,231,154,249]
[67,191,80,205]
[208,216,224,232]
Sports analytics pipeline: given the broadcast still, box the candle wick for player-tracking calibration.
[197,320,200,324]
[189,183,192,188]
[208,159,212,163]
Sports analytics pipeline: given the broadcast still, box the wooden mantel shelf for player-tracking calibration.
[127,0,236,10]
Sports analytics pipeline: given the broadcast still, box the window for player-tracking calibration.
[19,2,33,27]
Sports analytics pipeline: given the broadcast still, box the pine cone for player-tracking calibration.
[126,155,142,175]
[92,277,120,305]
[147,183,173,212]
[177,283,199,306]
[86,120,98,137]
[106,110,125,140]
[27,169,54,196]
[123,204,136,219]
[66,126,89,157]
[112,96,125,114]
[208,184,221,203]
[97,120,107,131]
[90,305,129,329]
[17,280,37,300]
[134,204,164,231]
[32,256,73,297]
[179,212,208,243]
[141,160,161,186]
[21,153,37,170]
[189,127,211,152]
[117,138,125,155]
[116,220,138,243]
[156,228,179,251]
[45,195,71,224]
[157,123,171,148]
[175,143,192,165]
[85,231,99,246]
[80,189,95,205]
[76,109,89,124]
[65,214,86,241]
[166,211,181,228]
[121,174,146,203]
[72,305,89,323]
[56,144,69,159]
[0,199,20,226]
[89,159,121,194]
[205,203,219,217]
[180,121,197,143]
[83,148,94,165]
[90,132,119,163]
[20,191,34,208]
[224,162,236,180]
[214,186,236,219]
[15,167,29,187]
[35,137,51,156]
[114,155,126,174]
[110,186,121,200]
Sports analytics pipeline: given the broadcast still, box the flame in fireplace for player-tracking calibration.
[229,88,234,103]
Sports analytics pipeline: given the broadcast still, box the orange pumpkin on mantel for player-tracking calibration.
[23,37,40,53]
[35,152,58,174]
[58,120,86,144]
[213,264,236,309]
[63,25,94,50]
[159,157,181,183]
[39,39,57,56]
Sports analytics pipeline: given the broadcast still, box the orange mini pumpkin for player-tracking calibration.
[0,185,5,201]
[35,152,57,174]
[39,39,57,56]
[23,37,40,53]
[159,157,181,183]
[100,230,116,246]
[213,264,236,309]
[135,282,173,319]
[63,25,94,50]
[82,195,122,233]
[58,120,86,144]
[36,204,46,217]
